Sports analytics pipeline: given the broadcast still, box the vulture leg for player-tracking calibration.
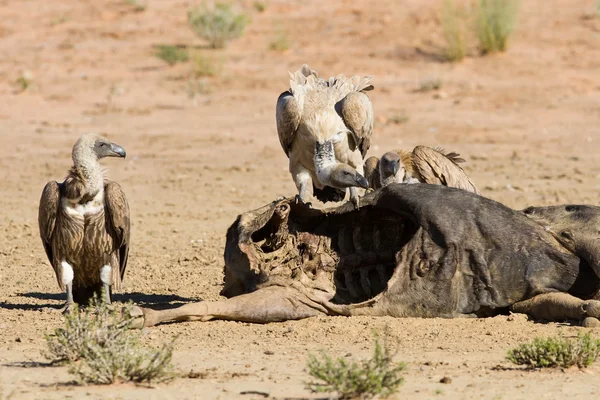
[61,283,75,314]
[126,286,326,328]
[510,292,600,325]
[349,187,360,209]
[100,265,112,305]
[292,166,313,207]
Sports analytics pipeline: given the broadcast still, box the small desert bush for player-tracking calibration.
[189,51,222,78]
[441,0,468,61]
[269,31,290,52]
[45,298,175,384]
[253,1,266,13]
[124,0,147,12]
[507,332,600,369]
[187,2,250,49]
[306,333,406,399]
[155,45,189,65]
[15,71,33,92]
[475,0,519,54]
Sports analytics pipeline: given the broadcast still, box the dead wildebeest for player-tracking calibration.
[128,184,600,328]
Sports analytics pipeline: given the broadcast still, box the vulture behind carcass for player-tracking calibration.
[276,64,373,207]
[38,134,130,310]
[364,145,480,194]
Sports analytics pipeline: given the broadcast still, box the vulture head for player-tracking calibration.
[379,151,405,186]
[73,134,127,165]
[314,141,368,191]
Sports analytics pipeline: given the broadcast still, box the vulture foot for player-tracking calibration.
[60,302,76,315]
[294,194,312,208]
[123,305,146,329]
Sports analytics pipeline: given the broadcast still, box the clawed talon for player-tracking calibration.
[294,195,312,208]
[60,302,76,315]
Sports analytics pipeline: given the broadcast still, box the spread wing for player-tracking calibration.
[38,181,61,281]
[336,89,374,158]
[275,90,301,156]
[104,180,130,280]
[411,146,480,194]
[364,156,381,190]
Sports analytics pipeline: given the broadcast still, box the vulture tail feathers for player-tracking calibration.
[312,185,346,203]
[433,146,466,164]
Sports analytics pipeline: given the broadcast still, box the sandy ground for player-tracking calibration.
[1,0,600,398]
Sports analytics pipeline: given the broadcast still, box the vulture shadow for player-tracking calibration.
[3,292,201,310]
[3,360,54,369]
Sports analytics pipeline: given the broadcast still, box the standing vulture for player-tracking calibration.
[364,145,480,194]
[276,64,373,207]
[38,134,130,310]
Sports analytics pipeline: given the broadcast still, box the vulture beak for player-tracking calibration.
[381,157,400,177]
[355,173,369,189]
[109,143,127,158]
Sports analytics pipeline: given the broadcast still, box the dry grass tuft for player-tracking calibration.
[45,297,176,385]
[187,2,250,49]
[306,332,406,399]
[507,332,600,369]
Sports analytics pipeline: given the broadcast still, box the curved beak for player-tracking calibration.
[355,173,369,189]
[110,143,126,158]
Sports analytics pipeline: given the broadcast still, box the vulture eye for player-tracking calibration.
[560,230,574,240]
[344,171,351,176]
[100,142,107,147]
[565,205,578,212]
[523,206,535,214]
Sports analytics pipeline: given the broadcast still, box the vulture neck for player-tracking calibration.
[379,164,404,187]
[314,140,338,185]
[70,148,105,200]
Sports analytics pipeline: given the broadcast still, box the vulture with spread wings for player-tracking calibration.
[38,134,130,311]
[364,145,480,194]
[276,64,374,207]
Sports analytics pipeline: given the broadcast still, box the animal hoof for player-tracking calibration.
[123,305,146,329]
[584,300,600,318]
[582,317,600,328]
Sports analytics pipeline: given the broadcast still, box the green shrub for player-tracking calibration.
[306,333,406,399]
[269,31,290,52]
[190,51,222,78]
[441,0,468,61]
[475,0,519,53]
[188,2,250,49]
[507,332,600,369]
[45,298,176,384]
[154,45,189,65]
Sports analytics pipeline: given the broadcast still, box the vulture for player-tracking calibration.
[38,134,130,310]
[364,145,480,194]
[276,64,374,207]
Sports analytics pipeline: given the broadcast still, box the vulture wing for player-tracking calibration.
[104,180,130,283]
[38,181,62,287]
[335,78,374,158]
[276,64,318,156]
[364,156,381,190]
[412,146,480,194]
[276,91,302,156]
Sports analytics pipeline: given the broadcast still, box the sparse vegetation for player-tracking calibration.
[45,297,176,384]
[253,1,266,13]
[416,77,443,93]
[15,71,33,93]
[269,30,290,52]
[306,332,406,399]
[475,0,519,54]
[187,2,250,49]
[507,332,600,369]
[388,113,410,125]
[124,0,147,12]
[189,51,222,78]
[441,0,468,61]
[154,45,189,66]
